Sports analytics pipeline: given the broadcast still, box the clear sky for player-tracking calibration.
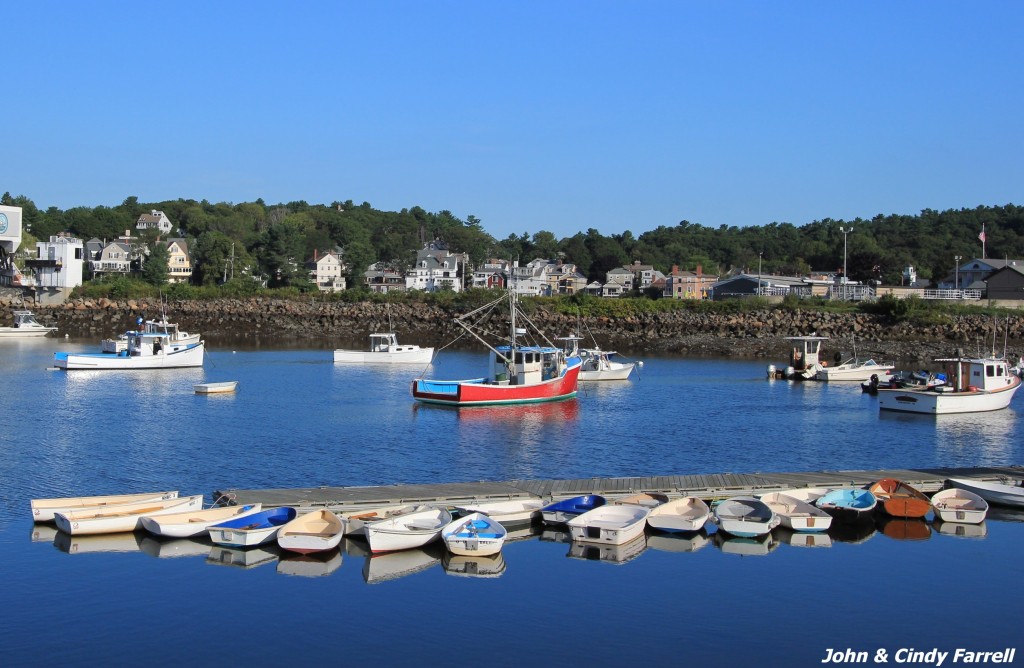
[4,2,1022,240]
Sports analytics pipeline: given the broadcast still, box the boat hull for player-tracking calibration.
[55,342,205,370]
[334,348,433,364]
[31,490,179,523]
[412,362,580,406]
[579,363,635,382]
[54,495,204,535]
[540,495,606,525]
[194,381,238,394]
[455,499,543,526]
[877,376,1020,414]
[442,513,508,556]
[646,496,710,533]
[567,505,650,545]
[208,507,298,547]
[713,497,777,537]
[948,478,1024,508]
[931,488,988,524]
[139,504,263,538]
[277,510,346,554]
[363,508,452,553]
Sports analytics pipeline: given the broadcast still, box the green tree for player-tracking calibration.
[143,243,170,286]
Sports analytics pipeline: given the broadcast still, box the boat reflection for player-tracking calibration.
[712,531,779,556]
[775,527,833,549]
[876,516,931,541]
[828,521,877,545]
[31,524,59,543]
[986,506,1024,524]
[448,399,580,424]
[206,545,279,569]
[362,543,444,584]
[277,549,343,577]
[139,535,215,559]
[343,536,372,558]
[539,528,571,544]
[932,520,988,539]
[53,530,144,555]
[442,552,507,578]
[566,534,647,565]
[504,524,541,543]
[645,530,710,553]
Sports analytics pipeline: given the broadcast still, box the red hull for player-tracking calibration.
[412,363,581,406]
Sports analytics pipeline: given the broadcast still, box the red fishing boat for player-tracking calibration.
[411,289,581,407]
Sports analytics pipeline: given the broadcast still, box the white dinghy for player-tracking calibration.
[140,503,263,538]
[646,496,710,533]
[931,487,989,524]
[363,506,452,554]
[54,495,204,535]
[31,490,179,523]
[567,504,650,546]
[759,492,832,532]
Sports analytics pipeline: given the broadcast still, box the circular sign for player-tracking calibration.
[0,213,8,234]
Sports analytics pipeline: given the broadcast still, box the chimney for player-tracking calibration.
[697,264,703,277]
[314,248,318,261]
[672,264,679,275]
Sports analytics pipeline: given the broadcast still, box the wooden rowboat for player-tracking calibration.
[54,495,204,535]
[31,490,179,523]
[277,509,347,554]
[868,478,932,518]
[139,503,263,538]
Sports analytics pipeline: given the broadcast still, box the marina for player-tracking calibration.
[5,343,1024,667]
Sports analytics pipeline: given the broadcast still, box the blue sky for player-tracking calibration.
[4,2,1022,240]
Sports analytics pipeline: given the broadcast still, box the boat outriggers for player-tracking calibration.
[411,289,582,407]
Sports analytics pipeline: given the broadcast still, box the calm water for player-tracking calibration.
[3,338,1023,667]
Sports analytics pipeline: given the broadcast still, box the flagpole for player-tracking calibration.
[980,225,986,259]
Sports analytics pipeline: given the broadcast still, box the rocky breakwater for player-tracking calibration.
[19,297,1024,364]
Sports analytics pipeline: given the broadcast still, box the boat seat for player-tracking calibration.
[287,531,335,537]
[406,522,438,530]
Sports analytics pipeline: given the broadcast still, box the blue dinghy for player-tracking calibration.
[815,489,877,525]
[541,495,606,525]
[208,506,297,548]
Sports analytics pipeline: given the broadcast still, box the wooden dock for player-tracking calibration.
[215,465,1024,513]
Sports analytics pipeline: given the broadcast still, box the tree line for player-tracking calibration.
[3,192,1022,291]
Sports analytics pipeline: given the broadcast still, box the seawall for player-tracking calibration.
[6,295,1024,362]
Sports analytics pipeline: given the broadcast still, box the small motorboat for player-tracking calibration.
[54,495,204,535]
[930,487,989,524]
[711,496,778,538]
[276,509,347,554]
[363,506,452,554]
[947,477,1024,508]
[0,310,56,337]
[567,504,650,546]
[646,496,710,533]
[815,488,878,524]
[441,512,508,556]
[540,494,606,525]
[758,492,832,532]
[194,381,239,394]
[140,503,264,538]
[31,490,179,523]
[334,332,433,364]
[868,478,932,518]
[208,507,298,548]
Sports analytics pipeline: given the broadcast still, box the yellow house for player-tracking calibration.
[164,239,193,284]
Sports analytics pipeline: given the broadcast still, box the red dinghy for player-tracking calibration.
[868,478,932,518]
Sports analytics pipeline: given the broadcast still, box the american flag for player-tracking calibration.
[979,226,987,243]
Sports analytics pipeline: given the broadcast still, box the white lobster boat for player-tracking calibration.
[54,495,204,535]
[55,331,204,370]
[334,332,433,364]
[877,355,1021,414]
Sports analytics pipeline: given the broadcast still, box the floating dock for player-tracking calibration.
[215,465,1024,513]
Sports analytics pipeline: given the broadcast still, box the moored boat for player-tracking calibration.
[540,494,606,525]
[101,315,200,353]
[276,509,347,554]
[363,506,452,554]
[339,504,426,535]
[0,310,56,337]
[194,381,238,394]
[454,498,543,526]
[611,492,669,508]
[930,487,988,524]
[54,495,204,535]
[815,488,878,524]
[55,332,205,370]
[31,490,179,523]
[711,496,778,538]
[334,332,433,364]
[816,357,895,382]
[567,504,650,545]
[646,496,710,533]
[947,477,1024,508]
[876,355,1021,414]
[140,503,263,538]
[441,512,508,556]
[758,492,833,532]
[868,478,932,518]
[208,506,297,548]
[558,336,638,381]
[411,288,581,407]
[767,335,828,380]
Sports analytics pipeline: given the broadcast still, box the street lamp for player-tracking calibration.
[954,255,962,298]
[839,226,852,300]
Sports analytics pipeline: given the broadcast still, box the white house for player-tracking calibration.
[307,249,346,292]
[28,234,85,289]
[136,210,174,234]
[406,242,465,292]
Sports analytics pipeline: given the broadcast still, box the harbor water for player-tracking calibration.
[3,337,1023,667]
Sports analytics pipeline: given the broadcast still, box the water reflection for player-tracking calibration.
[207,545,279,570]
[712,531,779,556]
[361,543,444,584]
[566,534,647,564]
[828,522,877,545]
[442,552,506,578]
[139,535,214,559]
[775,527,833,549]
[277,549,343,577]
[876,516,932,541]
[445,399,580,425]
[933,520,988,539]
[645,530,710,553]
[31,524,59,543]
[53,530,144,555]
